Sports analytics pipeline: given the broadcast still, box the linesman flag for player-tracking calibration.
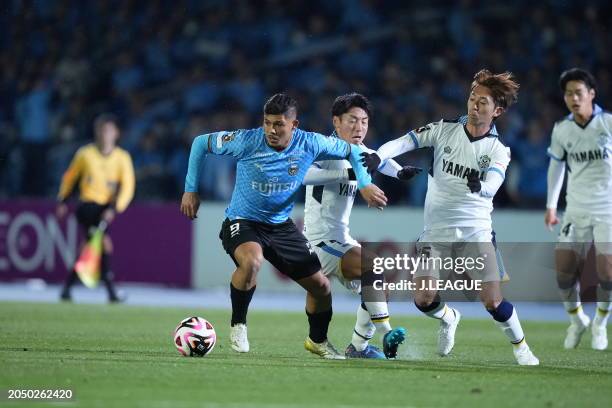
[75,221,108,288]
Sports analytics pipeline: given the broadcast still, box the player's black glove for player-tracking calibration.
[467,170,481,193]
[360,152,381,174]
[397,165,423,180]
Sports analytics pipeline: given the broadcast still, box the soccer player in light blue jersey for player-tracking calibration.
[180,94,387,359]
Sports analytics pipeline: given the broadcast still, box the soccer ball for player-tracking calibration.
[174,316,217,357]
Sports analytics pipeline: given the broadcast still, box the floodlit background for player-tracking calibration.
[0,0,609,301]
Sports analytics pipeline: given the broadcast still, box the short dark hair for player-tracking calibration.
[559,68,597,92]
[331,93,373,119]
[263,93,298,117]
[93,113,119,135]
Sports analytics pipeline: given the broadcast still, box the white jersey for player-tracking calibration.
[411,116,510,230]
[547,105,612,216]
[303,145,399,244]
[304,157,358,244]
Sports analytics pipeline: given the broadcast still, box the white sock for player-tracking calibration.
[594,284,612,327]
[559,282,588,324]
[363,301,392,334]
[421,302,456,324]
[559,282,581,313]
[495,308,525,345]
[351,304,374,351]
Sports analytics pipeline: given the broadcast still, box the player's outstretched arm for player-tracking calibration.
[377,157,422,181]
[360,131,421,173]
[309,132,387,208]
[545,157,565,230]
[302,164,350,186]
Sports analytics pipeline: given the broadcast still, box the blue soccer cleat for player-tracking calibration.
[345,343,386,359]
[383,327,406,359]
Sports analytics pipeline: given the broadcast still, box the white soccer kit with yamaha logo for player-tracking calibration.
[547,105,612,254]
[377,116,510,281]
[304,144,399,291]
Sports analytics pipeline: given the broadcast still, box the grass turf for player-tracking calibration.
[0,301,610,408]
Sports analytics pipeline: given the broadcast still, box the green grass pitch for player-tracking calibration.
[0,301,610,407]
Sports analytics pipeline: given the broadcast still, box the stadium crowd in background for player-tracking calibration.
[0,0,610,207]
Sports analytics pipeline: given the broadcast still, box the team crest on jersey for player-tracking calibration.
[444,146,452,154]
[288,163,299,176]
[599,132,611,147]
[567,142,573,148]
[222,132,235,143]
[478,154,491,169]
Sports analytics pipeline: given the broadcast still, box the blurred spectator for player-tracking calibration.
[1,0,610,208]
[15,74,54,196]
[132,129,170,200]
[511,119,550,208]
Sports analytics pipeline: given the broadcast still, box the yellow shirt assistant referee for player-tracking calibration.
[56,114,135,303]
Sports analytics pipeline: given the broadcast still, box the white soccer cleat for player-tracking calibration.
[513,343,540,366]
[591,324,608,351]
[564,316,590,349]
[304,337,346,360]
[438,308,460,356]
[230,323,250,353]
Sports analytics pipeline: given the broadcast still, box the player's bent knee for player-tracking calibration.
[241,255,263,276]
[303,274,331,297]
[341,265,361,281]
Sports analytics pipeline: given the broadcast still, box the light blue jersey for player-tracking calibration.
[185,127,372,224]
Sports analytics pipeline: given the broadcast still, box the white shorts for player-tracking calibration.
[414,227,508,282]
[557,213,612,255]
[311,239,361,293]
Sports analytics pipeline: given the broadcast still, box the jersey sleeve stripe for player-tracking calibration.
[487,167,506,179]
[408,130,419,148]
[546,150,565,162]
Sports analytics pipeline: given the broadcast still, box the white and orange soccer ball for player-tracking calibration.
[173,316,217,357]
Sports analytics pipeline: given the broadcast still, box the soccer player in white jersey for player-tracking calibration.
[302,93,418,358]
[362,70,539,365]
[545,68,612,351]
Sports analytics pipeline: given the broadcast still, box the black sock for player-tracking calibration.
[100,253,118,300]
[306,308,333,343]
[62,270,79,294]
[230,283,256,326]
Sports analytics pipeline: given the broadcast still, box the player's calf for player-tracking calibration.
[486,299,539,365]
